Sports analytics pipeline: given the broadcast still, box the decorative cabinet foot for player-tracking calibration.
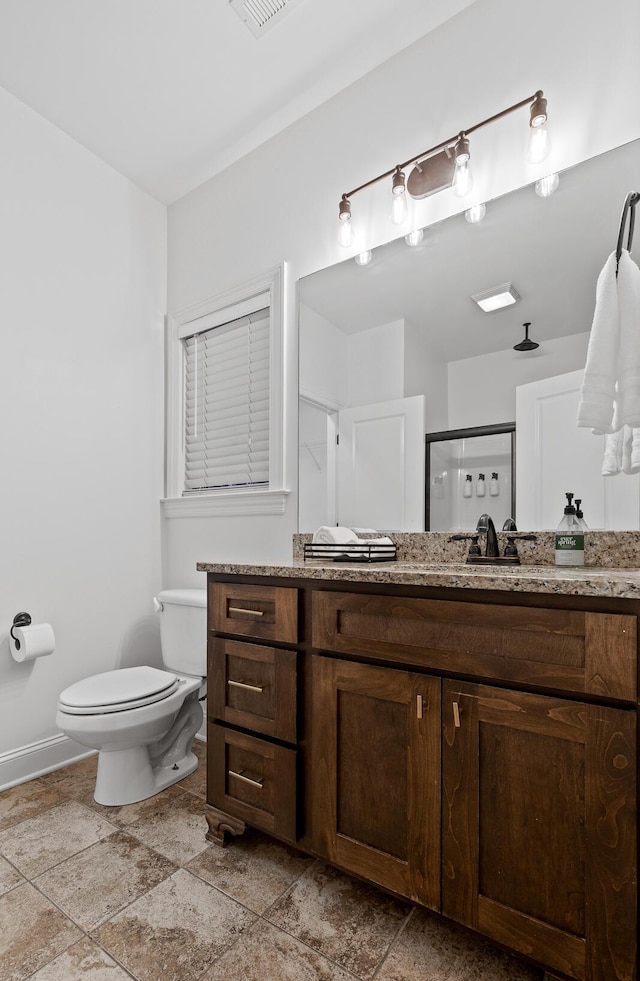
[205,805,246,847]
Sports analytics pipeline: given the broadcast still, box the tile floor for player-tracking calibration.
[0,741,544,981]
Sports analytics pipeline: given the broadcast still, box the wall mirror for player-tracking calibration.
[298,139,640,533]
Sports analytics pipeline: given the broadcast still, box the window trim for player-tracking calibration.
[163,263,289,517]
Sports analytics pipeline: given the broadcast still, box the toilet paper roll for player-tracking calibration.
[10,622,55,662]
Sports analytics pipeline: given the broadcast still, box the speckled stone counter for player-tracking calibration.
[197,558,640,599]
[198,530,640,599]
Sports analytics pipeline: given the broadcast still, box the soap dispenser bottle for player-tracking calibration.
[575,499,588,530]
[463,474,473,498]
[555,492,584,566]
[490,472,499,496]
[476,473,486,497]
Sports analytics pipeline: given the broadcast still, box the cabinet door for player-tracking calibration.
[442,681,636,981]
[311,656,440,908]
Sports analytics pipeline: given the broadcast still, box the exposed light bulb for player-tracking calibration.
[535,172,560,197]
[337,217,353,248]
[453,158,473,197]
[527,120,551,164]
[465,203,486,223]
[404,229,424,247]
[391,190,408,225]
[355,250,372,266]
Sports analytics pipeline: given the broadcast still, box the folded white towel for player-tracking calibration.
[577,251,620,433]
[312,526,360,545]
[615,250,640,427]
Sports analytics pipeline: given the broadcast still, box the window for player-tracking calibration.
[164,264,289,517]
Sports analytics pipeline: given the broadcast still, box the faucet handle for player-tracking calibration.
[504,533,537,558]
[450,533,481,556]
[502,518,517,531]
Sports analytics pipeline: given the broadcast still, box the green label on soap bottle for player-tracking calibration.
[555,534,584,550]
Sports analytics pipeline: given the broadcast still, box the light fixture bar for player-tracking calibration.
[340,90,547,202]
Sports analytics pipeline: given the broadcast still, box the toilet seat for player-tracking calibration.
[58,666,179,716]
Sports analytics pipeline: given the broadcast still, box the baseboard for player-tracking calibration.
[0,733,96,792]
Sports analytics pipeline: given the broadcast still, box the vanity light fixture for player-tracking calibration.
[472,283,521,313]
[355,250,372,266]
[465,203,487,224]
[535,173,560,197]
[337,90,551,247]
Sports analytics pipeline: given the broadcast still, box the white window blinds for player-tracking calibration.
[183,307,270,493]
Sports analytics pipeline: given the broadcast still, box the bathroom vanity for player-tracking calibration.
[198,558,638,981]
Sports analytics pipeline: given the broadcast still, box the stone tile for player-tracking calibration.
[0,881,82,981]
[187,828,315,914]
[266,862,411,979]
[0,856,25,896]
[201,918,357,981]
[376,908,544,981]
[93,868,256,981]
[35,829,177,931]
[0,778,67,830]
[28,937,133,981]
[81,783,185,824]
[178,743,206,797]
[41,754,97,786]
[122,791,210,865]
[0,800,116,878]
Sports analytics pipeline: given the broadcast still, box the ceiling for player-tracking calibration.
[0,0,476,204]
[299,139,640,364]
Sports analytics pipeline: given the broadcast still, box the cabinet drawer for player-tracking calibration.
[312,591,637,701]
[207,723,297,841]
[209,638,297,743]
[210,582,298,643]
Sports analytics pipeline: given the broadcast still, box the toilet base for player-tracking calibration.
[94,747,199,806]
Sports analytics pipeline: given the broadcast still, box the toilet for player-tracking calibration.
[56,588,207,806]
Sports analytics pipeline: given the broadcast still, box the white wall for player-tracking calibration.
[404,319,448,433]
[0,88,166,786]
[447,332,590,430]
[299,304,348,408]
[166,0,640,582]
[347,321,405,406]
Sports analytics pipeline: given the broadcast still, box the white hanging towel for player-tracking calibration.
[613,250,640,427]
[577,251,619,433]
[602,425,640,476]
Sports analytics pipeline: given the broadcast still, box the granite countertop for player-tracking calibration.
[196,559,640,599]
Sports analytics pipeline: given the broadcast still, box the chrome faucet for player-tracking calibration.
[476,513,499,557]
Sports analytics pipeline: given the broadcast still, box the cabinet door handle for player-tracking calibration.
[416,694,424,719]
[452,701,461,728]
[227,679,264,693]
[228,606,264,617]
[228,769,263,789]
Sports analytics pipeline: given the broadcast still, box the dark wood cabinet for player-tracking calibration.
[442,681,636,981]
[311,655,441,909]
[205,572,638,981]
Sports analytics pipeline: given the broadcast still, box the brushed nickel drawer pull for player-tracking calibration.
[228,769,263,789]
[416,694,424,719]
[453,701,461,728]
[227,679,264,693]
[228,606,264,617]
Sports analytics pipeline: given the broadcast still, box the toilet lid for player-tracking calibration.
[59,666,179,715]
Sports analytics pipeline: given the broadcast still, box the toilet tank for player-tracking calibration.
[156,588,207,677]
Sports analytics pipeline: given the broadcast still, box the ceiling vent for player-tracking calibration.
[229,0,307,38]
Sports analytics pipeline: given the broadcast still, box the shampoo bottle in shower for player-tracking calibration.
[490,472,499,496]
[463,474,473,498]
[476,473,486,497]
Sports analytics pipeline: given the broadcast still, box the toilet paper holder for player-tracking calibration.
[10,612,32,651]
